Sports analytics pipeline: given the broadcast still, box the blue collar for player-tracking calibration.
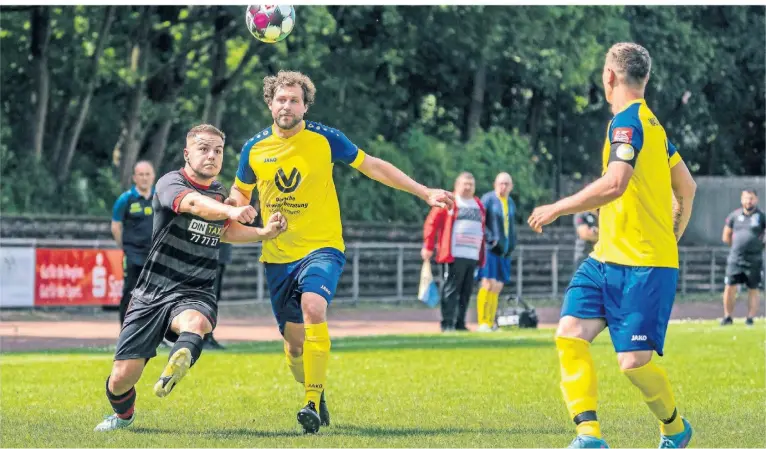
[130,185,155,199]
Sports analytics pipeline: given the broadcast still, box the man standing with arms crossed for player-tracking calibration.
[529,43,697,448]
[721,189,765,326]
[111,160,156,325]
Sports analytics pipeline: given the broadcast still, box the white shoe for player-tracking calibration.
[94,413,134,432]
[477,324,492,333]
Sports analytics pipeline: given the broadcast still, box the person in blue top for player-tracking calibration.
[111,160,156,325]
[476,172,516,332]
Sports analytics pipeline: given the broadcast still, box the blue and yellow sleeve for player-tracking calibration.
[234,138,257,193]
[667,141,682,168]
[608,105,644,167]
[327,128,366,168]
[111,192,129,222]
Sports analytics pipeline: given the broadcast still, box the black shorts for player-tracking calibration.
[725,261,763,290]
[114,293,218,361]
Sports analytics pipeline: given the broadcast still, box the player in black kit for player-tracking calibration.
[94,124,287,432]
[721,189,765,326]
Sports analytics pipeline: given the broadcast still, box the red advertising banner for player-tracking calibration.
[35,248,124,306]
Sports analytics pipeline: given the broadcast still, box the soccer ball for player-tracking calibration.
[245,5,295,44]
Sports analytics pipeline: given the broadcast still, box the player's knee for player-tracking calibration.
[285,340,303,358]
[556,316,583,339]
[617,351,652,371]
[480,279,492,290]
[179,312,213,335]
[109,361,142,393]
[492,281,504,293]
[301,293,328,324]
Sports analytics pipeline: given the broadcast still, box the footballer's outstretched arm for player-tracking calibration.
[176,192,256,224]
[528,162,633,232]
[670,159,697,241]
[556,162,633,215]
[222,212,286,243]
[357,155,454,208]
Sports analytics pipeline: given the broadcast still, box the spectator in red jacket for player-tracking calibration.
[422,172,486,332]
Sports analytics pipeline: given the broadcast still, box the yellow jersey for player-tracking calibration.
[500,195,509,236]
[234,121,366,263]
[591,99,682,268]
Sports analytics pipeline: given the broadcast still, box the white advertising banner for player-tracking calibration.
[0,247,36,308]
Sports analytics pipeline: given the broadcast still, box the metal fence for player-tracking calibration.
[2,238,750,306]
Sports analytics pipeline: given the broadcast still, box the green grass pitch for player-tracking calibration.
[1,321,763,447]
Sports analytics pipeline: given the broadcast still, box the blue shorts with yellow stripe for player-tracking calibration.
[264,248,345,335]
[562,257,678,356]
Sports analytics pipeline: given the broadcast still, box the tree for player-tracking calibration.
[28,6,51,161]
[57,6,116,181]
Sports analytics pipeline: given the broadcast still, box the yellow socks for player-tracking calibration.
[477,288,499,327]
[477,287,489,325]
[623,360,684,435]
[556,336,601,438]
[284,343,305,384]
[303,322,331,406]
[487,291,499,325]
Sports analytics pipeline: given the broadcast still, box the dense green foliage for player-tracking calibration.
[1,322,764,447]
[1,6,763,220]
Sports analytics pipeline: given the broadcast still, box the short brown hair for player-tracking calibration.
[186,124,225,143]
[263,70,316,107]
[607,42,652,87]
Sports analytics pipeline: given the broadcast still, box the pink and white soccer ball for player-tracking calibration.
[246,5,295,43]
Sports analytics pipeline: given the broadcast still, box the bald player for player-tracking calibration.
[112,160,157,325]
[476,172,517,332]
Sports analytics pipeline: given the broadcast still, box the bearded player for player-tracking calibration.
[228,71,454,434]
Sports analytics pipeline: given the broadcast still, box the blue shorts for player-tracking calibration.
[264,248,346,335]
[477,251,511,283]
[562,258,678,356]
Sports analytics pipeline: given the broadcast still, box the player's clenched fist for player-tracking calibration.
[228,205,257,224]
[262,212,287,238]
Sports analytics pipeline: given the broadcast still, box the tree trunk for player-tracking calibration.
[143,8,197,171]
[146,113,174,170]
[527,88,544,153]
[555,109,563,200]
[119,70,148,188]
[29,6,51,161]
[118,7,153,189]
[202,43,258,128]
[50,100,70,167]
[58,6,117,182]
[466,56,487,142]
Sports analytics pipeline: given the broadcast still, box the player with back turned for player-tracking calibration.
[228,71,454,434]
[93,124,287,432]
[528,43,698,448]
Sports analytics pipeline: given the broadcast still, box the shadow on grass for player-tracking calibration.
[130,427,297,438]
[330,423,569,437]
[225,333,557,355]
[5,332,566,357]
[130,423,570,439]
